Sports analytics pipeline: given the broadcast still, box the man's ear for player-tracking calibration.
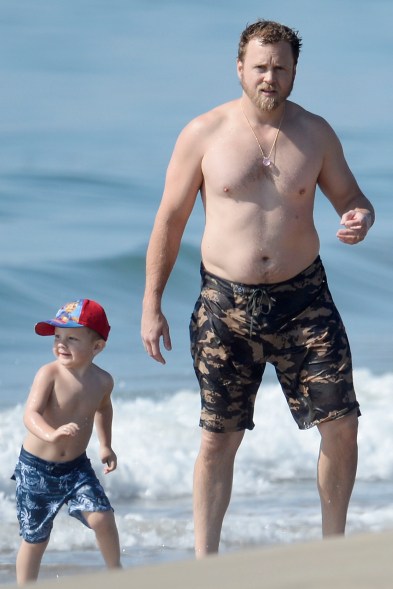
[236,58,243,81]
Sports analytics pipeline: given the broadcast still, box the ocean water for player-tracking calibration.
[1,0,393,584]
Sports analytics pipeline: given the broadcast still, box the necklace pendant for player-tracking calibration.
[262,157,271,167]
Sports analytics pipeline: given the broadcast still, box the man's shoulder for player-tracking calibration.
[288,100,322,123]
[184,99,238,135]
[290,101,334,128]
[288,101,337,140]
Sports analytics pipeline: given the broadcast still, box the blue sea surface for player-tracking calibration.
[0,0,392,584]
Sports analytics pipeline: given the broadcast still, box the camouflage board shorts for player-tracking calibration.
[190,256,360,432]
[12,446,113,543]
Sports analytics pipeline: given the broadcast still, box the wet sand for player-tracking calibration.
[3,529,393,588]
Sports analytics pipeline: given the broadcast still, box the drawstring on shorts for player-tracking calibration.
[246,288,276,336]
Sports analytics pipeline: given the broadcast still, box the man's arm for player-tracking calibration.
[317,119,375,244]
[141,118,205,364]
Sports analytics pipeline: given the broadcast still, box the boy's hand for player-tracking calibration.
[101,447,117,474]
[52,422,80,441]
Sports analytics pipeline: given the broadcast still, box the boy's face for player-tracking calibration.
[53,327,105,367]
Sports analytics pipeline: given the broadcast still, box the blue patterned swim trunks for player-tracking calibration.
[12,447,113,544]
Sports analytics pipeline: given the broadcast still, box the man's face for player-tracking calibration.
[237,39,296,111]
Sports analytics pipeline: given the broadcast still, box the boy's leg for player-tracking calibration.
[16,538,49,585]
[83,510,121,568]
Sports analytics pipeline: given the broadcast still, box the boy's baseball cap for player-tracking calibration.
[35,299,111,341]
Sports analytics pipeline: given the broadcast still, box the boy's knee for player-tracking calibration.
[84,510,115,532]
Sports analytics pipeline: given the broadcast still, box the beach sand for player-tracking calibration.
[3,530,393,588]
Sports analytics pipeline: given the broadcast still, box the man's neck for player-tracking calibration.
[240,95,287,126]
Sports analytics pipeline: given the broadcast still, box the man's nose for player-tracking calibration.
[263,69,275,83]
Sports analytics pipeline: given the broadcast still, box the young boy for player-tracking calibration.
[12,299,121,585]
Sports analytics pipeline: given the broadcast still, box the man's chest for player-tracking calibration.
[202,133,322,201]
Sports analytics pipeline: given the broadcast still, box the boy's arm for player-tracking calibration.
[95,375,117,474]
[24,364,79,442]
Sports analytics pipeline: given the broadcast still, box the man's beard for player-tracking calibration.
[241,77,294,112]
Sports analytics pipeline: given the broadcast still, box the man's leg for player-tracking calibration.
[193,428,244,558]
[317,411,358,536]
[16,538,49,585]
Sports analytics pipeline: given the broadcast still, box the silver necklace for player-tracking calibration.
[241,103,285,167]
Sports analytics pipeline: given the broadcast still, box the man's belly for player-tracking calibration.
[201,234,320,284]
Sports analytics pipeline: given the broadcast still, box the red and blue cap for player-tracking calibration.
[35,299,111,341]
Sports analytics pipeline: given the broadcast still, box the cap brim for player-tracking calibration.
[35,320,84,336]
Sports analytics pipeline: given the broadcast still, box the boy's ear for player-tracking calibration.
[93,339,106,356]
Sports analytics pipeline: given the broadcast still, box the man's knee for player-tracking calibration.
[198,429,244,463]
[318,411,358,448]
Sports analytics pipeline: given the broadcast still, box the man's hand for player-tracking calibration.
[337,209,372,245]
[141,309,172,364]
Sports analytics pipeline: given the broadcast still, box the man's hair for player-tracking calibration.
[238,19,302,65]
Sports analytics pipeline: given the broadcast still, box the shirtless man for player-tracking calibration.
[141,19,374,556]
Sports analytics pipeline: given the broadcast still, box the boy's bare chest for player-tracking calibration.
[48,381,101,421]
